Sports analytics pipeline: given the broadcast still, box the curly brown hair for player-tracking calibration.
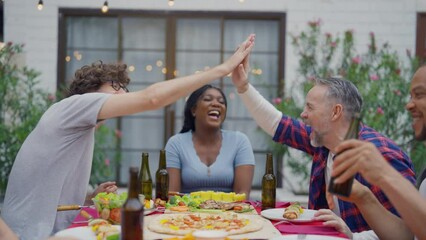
[67,61,131,97]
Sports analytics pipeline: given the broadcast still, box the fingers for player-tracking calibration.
[243,54,250,71]
[326,190,335,210]
[97,181,118,193]
[334,139,360,156]
[237,34,255,54]
[331,150,359,180]
[313,209,335,220]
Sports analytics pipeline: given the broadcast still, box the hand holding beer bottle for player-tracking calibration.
[328,113,362,197]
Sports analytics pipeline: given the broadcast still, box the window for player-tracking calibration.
[58,10,286,187]
[416,13,426,63]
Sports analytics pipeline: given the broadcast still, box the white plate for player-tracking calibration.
[270,235,347,240]
[261,208,317,222]
[55,226,120,240]
[144,207,156,215]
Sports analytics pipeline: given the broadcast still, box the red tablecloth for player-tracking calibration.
[69,202,349,239]
[248,201,349,239]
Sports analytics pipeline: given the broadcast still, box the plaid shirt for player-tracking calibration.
[273,115,416,232]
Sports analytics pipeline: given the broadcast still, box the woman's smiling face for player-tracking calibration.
[192,88,227,129]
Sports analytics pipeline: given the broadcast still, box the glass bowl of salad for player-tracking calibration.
[92,192,127,224]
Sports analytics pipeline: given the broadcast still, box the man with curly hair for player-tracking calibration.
[1,34,254,240]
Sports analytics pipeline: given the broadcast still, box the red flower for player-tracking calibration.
[352,56,361,64]
[395,68,401,75]
[370,74,379,81]
[47,94,56,101]
[115,129,122,138]
[376,107,384,115]
[273,97,282,105]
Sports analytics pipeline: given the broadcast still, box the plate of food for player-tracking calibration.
[92,192,127,224]
[56,219,120,240]
[261,202,317,222]
[165,191,254,214]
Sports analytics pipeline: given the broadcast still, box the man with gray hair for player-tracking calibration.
[230,57,415,238]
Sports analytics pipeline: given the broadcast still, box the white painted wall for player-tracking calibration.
[5,0,426,93]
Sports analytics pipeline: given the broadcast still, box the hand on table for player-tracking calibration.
[85,181,118,205]
[313,209,353,239]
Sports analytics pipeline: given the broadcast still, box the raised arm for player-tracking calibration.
[98,34,255,120]
[232,55,281,136]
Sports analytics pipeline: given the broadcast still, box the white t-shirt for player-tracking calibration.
[2,93,110,240]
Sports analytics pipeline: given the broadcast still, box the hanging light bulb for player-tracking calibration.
[101,1,109,13]
[37,0,44,11]
[168,0,174,7]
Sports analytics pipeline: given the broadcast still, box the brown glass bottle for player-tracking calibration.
[155,149,169,201]
[262,153,276,210]
[139,152,153,200]
[121,167,144,240]
[328,113,362,197]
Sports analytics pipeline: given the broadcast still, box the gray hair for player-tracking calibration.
[315,77,363,119]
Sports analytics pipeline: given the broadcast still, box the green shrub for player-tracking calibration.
[0,43,54,196]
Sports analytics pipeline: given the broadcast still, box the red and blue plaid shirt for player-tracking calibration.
[273,115,416,232]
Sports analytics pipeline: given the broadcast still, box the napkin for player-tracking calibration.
[276,224,347,238]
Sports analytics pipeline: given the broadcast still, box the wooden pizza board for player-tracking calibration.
[143,213,281,240]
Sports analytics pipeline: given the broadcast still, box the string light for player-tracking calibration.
[37,0,43,11]
[101,1,109,13]
[168,0,174,7]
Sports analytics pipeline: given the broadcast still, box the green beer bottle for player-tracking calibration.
[155,149,169,201]
[139,152,153,200]
[262,153,276,210]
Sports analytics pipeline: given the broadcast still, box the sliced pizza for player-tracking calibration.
[148,212,263,235]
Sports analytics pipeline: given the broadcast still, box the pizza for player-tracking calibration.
[148,212,263,235]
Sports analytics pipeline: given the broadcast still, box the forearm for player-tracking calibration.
[141,66,228,110]
[99,66,228,119]
[0,219,18,240]
[238,84,281,136]
[84,191,95,206]
[167,168,182,192]
[233,165,254,198]
[376,167,426,239]
[354,188,413,240]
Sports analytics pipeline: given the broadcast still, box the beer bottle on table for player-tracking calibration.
[139,152,153,200]
[328,112,362,197]
[155,149,169,201]
[262,153,276,210]
[121,167,144,240]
